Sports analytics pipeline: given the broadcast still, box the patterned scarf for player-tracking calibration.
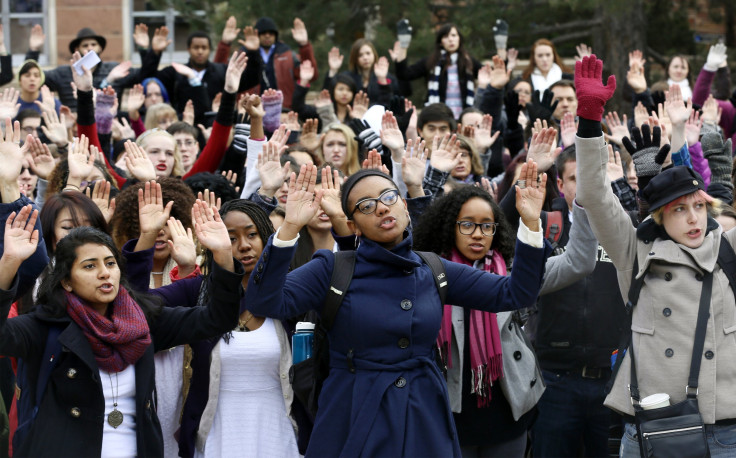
[427,50,475,108]
[65,287,152,373]
[436,249,505,407]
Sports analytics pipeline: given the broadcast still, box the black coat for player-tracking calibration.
[0,246,244,457]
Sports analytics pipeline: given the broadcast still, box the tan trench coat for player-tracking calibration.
[575,135,736,424]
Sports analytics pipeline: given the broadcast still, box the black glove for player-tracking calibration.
[397,19,412,48]
[526,89,558,122]
[504,90,521,130]
[623,124,670,191]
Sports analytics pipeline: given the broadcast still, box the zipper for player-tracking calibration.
[642,425,702,439]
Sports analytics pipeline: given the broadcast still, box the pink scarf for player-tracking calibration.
[437,249,506,407]
[65,287,152,373]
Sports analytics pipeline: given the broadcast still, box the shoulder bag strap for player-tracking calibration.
[321,251,356,332]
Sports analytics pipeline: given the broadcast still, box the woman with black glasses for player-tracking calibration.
[244,163,551,457]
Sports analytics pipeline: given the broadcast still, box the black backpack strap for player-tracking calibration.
[717,235,736,297]
[606,255,644,394]
[321,251,356,332]
[415,251,448,304]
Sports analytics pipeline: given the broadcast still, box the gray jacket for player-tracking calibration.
[576,134,736,423]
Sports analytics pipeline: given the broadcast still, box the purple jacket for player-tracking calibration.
[692,68,736,152]
[688,142,711,187]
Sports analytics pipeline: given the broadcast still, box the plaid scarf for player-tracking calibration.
[65,287,152,372]
[436,249,505,407]
[427,50,475,108]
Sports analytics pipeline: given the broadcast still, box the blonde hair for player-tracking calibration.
[651,190,720,225]
[136,128,184,177]
[144,103,177,131]
[319,124,360,176]
[454,135,484,177]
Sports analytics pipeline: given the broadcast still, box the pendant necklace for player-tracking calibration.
[107,372,123,428]
[238,312,254,332]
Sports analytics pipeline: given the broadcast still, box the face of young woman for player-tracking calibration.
[144,135,177,178]
[534,45,554,73]
[513,81,533,106]
[661,194,708,249]
[333,82,354,106]
[358,45,375,71]
[144,82,164,108]
[323,131,348,170]
[668,57,689,82]
[455,197,495,262]
[347,176,408,249]
[223,211,264,277]
[441,28,460,53]
[20,67,42,94]
[451,147,472,181]
[66,243,121,314]
[54,207,91,251]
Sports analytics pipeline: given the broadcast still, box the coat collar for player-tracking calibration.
[356,231,421,271]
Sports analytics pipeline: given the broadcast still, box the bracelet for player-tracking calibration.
[64,184,80,191]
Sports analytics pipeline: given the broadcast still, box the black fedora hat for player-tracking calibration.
[69,28,107,55]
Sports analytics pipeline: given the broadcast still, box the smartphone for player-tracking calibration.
[73,50,101,75]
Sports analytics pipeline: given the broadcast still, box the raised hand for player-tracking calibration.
[224,51,248,93]
[623,124,671,189]
[362,149,390,175]
[473,114,499,152]
[191,199,233,271]
[151,26,171,53]
[166,217,197,271]
[559,112,577,147]
[123,140,157,182]
[374,56,389,83]
[172,62,197,80]
[3,205,39,264]
[430,134,461,172]
[126,83,145,114]
[606,145,624,183]
[280,164,324,240]
[684,110,702,147]
[527,89,558,122]
[29,24,45,51]
[328,47,344,76]
[477,63,492,89]
[133,23,150,49]
[284,111,300,131]
[269,124,291,153]
[25,136,56,180]
[604,111,630,147]
[291,18,309,46]
[664,84,691,126]
[401,138,428,197]
[628,49,646,68]
[634,101,649,129]
[526,127,561,173]
[380,111,405,157]
[182,99,194,126]
[257,140,291,198]
[575,43,592,62]
[197,189,222,212]
[299,118,321,152]
[106,61,132,84]
[36,86,57,115]
[701,95,722,126]
[239,26,259,51]
[507,48,519,72]
[41,109,69,147]
[66,135,95,187]
[0,119,24,187]
[704,43,727,71]
[85,180,116,223]
[515,159,546,231]
[245,94,265,119]
[319,165,344,218]
[221,16,240,45]
[138,180,173,236]
[299,59,315,86]
[350,91,370,119]
[0,88,21,121]
[627,61,648,93]
[489,55,510,89]
[475,177,497,201]
[314,89,332,108]
[574,54,616,121]
[69,51,93,92]
[388,40,407,62]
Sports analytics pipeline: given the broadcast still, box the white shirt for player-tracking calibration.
[100,365,137,457]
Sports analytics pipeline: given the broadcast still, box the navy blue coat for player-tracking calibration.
[246,232,551,457]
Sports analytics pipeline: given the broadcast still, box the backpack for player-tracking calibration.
[13,325,63,452]
[606,235,736,394]
[289,250,448,419]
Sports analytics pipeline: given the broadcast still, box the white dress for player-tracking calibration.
[195,318,299,457]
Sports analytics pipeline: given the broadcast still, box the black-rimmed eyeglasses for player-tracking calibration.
[351,189,400,217]
[456,221,498,236]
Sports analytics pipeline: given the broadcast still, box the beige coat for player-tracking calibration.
[575,135,736,424]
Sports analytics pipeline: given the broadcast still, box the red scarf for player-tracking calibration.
[437,249,505,407]
[65,287,152,373]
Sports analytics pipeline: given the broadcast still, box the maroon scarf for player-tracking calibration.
[65,287,152,372]
[437,249,505,407]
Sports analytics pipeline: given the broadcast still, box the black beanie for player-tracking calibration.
[255,17,279,39]
[341,169,397,218]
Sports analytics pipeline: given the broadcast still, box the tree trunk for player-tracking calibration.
[595,0,647,114]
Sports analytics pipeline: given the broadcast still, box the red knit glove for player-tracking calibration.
[575,54,616,122]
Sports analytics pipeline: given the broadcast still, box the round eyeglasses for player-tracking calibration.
[456,221,498,236]
[351,189,400,217]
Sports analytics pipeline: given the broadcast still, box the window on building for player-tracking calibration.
[2,0,47,66]
[131,2,206,65]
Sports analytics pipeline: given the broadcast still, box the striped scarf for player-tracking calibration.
[427,50,474,108]
[436,249,505,407]
[65,287,151,373]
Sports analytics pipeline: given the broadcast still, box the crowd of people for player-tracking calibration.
[0,11,734,458]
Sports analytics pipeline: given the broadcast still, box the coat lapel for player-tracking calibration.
[57,321,100,373]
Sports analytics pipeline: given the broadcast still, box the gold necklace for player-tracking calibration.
[238,312,254,332]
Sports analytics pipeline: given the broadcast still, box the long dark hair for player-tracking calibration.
[40,191,109,255]
[37,226,162,320]
[426,24,473,76]
[413,186,514,265]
